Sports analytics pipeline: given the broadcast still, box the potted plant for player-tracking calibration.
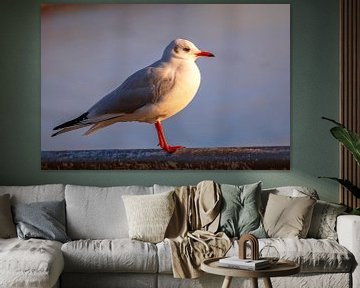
[320,117,360,215]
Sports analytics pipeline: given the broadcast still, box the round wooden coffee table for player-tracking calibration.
[201,257,300,288]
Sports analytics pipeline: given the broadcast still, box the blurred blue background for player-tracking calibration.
[41,4,290,151]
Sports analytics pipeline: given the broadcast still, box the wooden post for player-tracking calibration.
[340,0,360,208]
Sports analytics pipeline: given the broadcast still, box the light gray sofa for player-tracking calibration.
[0,184,359,288]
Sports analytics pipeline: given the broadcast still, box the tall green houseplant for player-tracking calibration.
[321,117,360,214]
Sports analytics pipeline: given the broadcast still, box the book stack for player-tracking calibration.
[218,257,271,270]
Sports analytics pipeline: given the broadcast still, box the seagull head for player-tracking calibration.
[162,39,215,61]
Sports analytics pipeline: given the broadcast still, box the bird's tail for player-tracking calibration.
[82,120,118,135]
[51,112,90,137]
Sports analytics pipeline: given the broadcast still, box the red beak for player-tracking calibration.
[196,51,215,57]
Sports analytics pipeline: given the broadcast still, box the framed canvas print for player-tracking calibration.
[41,4,290,170]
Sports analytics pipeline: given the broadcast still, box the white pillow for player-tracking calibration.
[122,191,175,243]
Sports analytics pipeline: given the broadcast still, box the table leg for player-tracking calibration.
[263,277,273,288]
[222,276,233,288]
[251,278,258,288]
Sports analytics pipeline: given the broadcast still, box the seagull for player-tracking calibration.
[52,38,214,153]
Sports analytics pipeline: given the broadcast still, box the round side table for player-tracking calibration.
[201,257,300,288]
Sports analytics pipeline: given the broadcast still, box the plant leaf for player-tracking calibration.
[322,116,345,127]
[322,117,360,165]
[318,177,360,198]
[330,127,360,165]
[351,208,360,215]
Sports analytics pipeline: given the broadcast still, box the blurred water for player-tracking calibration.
[41,4,290,151]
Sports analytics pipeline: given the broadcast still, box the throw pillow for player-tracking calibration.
[263,193,316,238]
[12,200,70,243]
[261,186,319,214]
[307,200,347,240]
[0,194,17,238]
[218,182,266,238]
[122,191,175,243]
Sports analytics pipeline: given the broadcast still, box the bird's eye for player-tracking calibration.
[183,47,190,52]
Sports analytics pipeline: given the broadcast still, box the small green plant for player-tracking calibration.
[352,207,360,215]
[319,117,360,200]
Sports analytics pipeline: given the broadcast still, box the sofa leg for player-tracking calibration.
[221,276,232,288]
[263,277,273,288]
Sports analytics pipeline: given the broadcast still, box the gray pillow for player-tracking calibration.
[307,200,347,240]
[12,200,70,243]
[218,182,266,238]
[0,194,16,238]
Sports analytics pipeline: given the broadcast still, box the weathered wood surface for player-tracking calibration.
[41,146,290,170]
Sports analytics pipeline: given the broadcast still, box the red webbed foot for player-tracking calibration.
[154,121,185,153]
[160,144,185,153]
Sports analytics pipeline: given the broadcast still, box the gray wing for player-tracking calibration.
[85,61,176,122]
[52,61,176,136]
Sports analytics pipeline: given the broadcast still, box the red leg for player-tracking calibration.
[155,121,167,148]
[154,121,184,153]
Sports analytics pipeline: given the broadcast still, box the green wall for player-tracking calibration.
[0,0,340,203]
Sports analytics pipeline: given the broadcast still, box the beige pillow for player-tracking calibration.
[122,191,175,243]
[0,194,17,238]
[263,193,316,238]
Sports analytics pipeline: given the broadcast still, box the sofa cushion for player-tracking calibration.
[153,184,176,194]
[263,193,316,238]
[307,200,347,240]
[218,182,266,238]
[61,239,158,273]
[0,194,16,238]
[61,273,157,288]
[0,184,65,204]
[65,185,153,239]
[122,191,175,243]
[261,186,319,213]
[224,237,353,274]
[156,240,173,274]
[12,200,70,243]
[0,238,64,288]
[157,237,353,274]
[259,238,354,273]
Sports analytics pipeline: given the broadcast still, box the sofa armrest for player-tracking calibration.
[337,215,360,288]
